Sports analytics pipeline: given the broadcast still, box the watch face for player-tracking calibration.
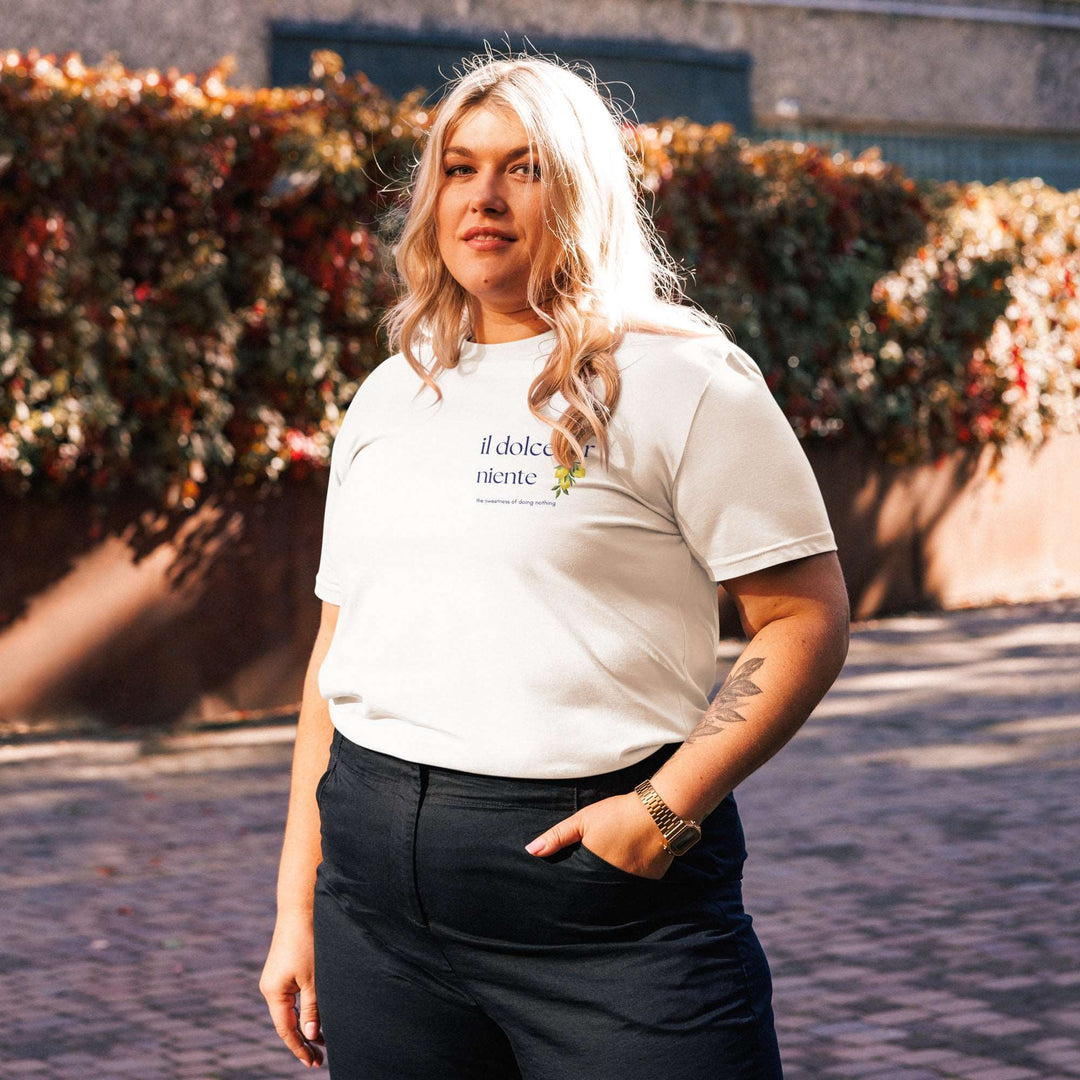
[667,823,702,856]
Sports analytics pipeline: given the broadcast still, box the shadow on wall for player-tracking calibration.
[811,438,984,618]
[723,435,1079,636]
[3,434,1079,728]
[0,480,325,728]
[716,437,983,635]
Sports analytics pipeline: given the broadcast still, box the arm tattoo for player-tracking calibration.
[684,657,765,744]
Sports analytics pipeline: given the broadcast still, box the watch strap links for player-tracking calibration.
[634,777,701,853]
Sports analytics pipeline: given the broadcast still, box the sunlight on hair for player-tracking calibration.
[379,47,734,473]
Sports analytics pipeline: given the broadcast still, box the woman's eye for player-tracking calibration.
[513,163,541,179]
[444,164,472,177]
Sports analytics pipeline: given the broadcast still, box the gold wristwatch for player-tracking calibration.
[634,777,702,856]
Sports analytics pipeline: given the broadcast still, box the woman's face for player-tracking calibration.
[435,104,549,338]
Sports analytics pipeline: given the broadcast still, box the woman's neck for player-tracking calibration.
[469,304,551,344]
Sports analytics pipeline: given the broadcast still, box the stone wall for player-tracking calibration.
[2,433,1077,729]
[2,0,1076,134]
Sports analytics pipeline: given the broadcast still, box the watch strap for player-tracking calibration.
[634,777,701,853]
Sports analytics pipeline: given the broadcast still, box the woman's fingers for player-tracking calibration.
[299,981,324,1049]
[525,811,583,855]
[261,979,323,1067]
[526,793,673,877]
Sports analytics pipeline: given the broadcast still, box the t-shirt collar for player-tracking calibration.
[459,329,557,362]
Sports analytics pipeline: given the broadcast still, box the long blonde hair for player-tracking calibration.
[381,50,731,471]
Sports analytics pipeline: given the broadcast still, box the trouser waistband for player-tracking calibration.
[330,732,683,811]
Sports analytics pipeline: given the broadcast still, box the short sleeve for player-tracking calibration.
[313,454,344,605]
[313,387,368,606]
[670,346,837,582]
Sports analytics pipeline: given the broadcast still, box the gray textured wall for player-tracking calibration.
[2,0,1078,134]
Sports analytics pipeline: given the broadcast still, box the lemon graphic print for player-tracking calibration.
[552,460,586,499]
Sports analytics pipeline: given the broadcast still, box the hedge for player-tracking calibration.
[1,46,1077,520]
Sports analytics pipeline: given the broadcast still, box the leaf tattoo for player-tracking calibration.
[685,657,765,743]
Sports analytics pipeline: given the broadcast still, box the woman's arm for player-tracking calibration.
[648,549,850,821]
[524,551,849,877]
[259,599,340,1069]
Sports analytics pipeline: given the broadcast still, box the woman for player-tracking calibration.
[260,52,849,1078]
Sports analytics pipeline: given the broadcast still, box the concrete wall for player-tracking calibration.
[2,433,1077,730]
[3,0,1077,135]
[808,433,1080,620]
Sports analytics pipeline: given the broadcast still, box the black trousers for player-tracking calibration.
[313,729,784,1079]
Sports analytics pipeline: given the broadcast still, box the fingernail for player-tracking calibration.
[304,1022,318,1039]
[525,838,544,854]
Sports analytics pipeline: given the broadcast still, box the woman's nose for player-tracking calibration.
[469,173,507,213]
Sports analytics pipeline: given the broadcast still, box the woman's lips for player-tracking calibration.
[464,234,515,251]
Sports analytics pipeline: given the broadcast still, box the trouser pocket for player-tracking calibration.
[314,728,343,811]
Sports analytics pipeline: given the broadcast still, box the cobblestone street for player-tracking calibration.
[2,599,1078,1079]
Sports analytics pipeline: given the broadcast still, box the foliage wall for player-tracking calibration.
[1,47,1077,521]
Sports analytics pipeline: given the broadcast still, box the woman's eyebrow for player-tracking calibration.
[442,145,535,161]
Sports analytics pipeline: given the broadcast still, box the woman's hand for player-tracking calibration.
[259,914,325,1069]
[525,791,674,880]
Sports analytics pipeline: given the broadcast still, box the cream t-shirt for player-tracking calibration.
[314,328,837,778]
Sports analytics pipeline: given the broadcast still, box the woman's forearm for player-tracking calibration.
[647,602,849,825]
[261,607,338,1070]
[274,637,336,920]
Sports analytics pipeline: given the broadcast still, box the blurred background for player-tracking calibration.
[1,6,1078,1079]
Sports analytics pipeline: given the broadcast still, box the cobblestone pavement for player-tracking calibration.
[2,599,1078,1079]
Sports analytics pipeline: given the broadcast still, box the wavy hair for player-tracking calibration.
[381,49,731,471]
